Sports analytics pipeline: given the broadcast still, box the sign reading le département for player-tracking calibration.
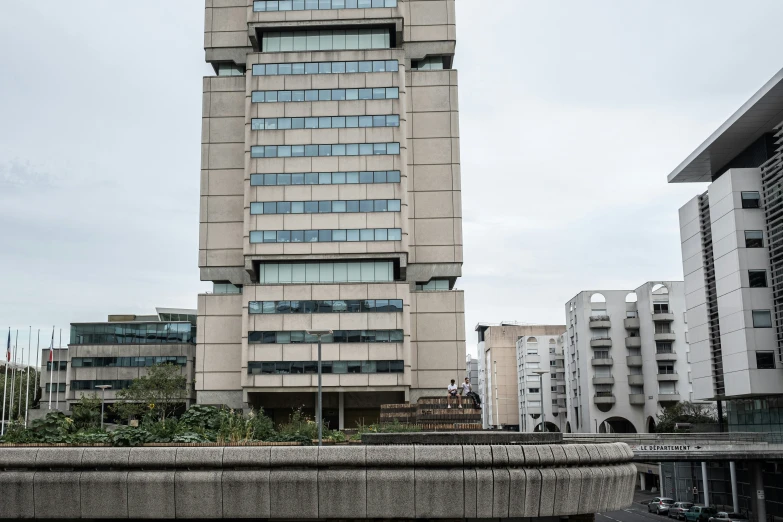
[632,445,703,451]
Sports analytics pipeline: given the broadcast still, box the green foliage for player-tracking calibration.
[68,429,110,444]
[110,426,156,447]
[0,366,40,420]
[655,401,721,433]
[114,363,187,421]
[178,405,223,432]
[71,393,102,430]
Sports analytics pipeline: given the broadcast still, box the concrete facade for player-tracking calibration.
[475,324,565,429]
[670,69,783,427]
[0,443,636,519]
[466,353,478,385]
[40,309,196,411]
[516,333,567,433]
[565,282,691,434]
[198,0,466,422]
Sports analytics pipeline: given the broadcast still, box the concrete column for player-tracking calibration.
[701,462,710,506]
[750,461,766,522]
[730,461,739,513]
[639,472,647,491]
[659,463,665,495]
[338,392,344,430]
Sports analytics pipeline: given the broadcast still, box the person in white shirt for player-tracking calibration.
[447,379,461,409]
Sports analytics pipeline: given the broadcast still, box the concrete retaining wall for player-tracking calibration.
[0,443,635,519]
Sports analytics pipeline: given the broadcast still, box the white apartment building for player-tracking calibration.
[515,334,567,433]
[565,282,691,434]
[465,353,478,387]
[671,67,783,432]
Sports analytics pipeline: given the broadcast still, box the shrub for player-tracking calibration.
[110,426,156,447]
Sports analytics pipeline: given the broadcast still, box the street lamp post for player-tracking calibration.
[95,385,112,430]
[532,369,547,433]
[307,330,332,446]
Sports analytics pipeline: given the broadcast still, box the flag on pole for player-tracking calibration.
[5,330,9,362]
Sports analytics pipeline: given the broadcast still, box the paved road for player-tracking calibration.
[598,504,672,522]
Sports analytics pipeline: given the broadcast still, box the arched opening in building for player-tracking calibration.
[566,421,572,433]
[647,416,657,433]
[590,293,606,303]
[596,403,613,413]
[604,416,638,433]
[534,421,560,432]
[626,292,638,303]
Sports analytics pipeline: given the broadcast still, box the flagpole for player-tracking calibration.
[10,331,18,421]
[1,328,9,436]
[48,327,54,410]
[24,327,32,427]
[55,329,62,411]
[18,329,27,420]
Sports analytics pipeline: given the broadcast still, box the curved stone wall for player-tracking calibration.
[0,443,635,519]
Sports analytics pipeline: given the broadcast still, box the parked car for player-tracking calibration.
[708,512,748,522]
[684,506,718,522]
[669,502,695,520]
[649,498,675,514]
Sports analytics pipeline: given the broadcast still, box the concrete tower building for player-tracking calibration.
[565,282,691,434]
[672,68,783,431]
[198,0,465,427]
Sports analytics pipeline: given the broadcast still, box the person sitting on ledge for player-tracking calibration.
[447,379,461,409]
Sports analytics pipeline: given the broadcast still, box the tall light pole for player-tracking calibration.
[307,330,332,446]
[532,369,547,433]
[95,385,112,430]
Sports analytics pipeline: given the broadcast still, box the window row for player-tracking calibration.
[251,142,399,158]
[71,380,135,391]
[254,0,396,12]
[252,114,399,131]
[46,362,68,371]
[249,299,402,314]
[45,383,66,393]
[213,283,243,294]
[258,261,394,284]
[70,323,195,345]
[249,228,402,243]
[411,56,446,71]
[253,60,398,77]
[251,199,400,215]
[262,29,390,53]
[414,279,450,291]
[71,356,187,368]
[249,359,403,375]
[251,171,401,187]
[249,329,404,344]
[252,87,399,104]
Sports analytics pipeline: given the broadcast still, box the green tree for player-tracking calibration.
[655,401,720,432]
[0,365,40,422]
[113,363,187,421]
[71,393,102,429]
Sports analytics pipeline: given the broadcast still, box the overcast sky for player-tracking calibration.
[2,1,783,362]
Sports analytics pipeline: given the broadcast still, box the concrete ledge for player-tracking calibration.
[0,444,635,518]
[362,430,562,445]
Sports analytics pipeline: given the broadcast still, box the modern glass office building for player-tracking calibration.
[198,0,466,427]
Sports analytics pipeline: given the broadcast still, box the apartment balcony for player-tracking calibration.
[657,373,679,381]
[655,352,678,362]
[592,376,615,385]
[652,313,675,322]
[629,394,645,405]
[624,317,640,330]
[625,337,641,348]
[627,374,645,386]
[593,393,616,404]
[589,316,611,328]
[590,337,612,348]
[555,378,566,386]
[591,357,613,366]
[654,333,676,342]
[556,392,568,400]
[626,356,643,367]
[658,393,681,403]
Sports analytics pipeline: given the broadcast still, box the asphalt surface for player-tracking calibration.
[598,498,676,522]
